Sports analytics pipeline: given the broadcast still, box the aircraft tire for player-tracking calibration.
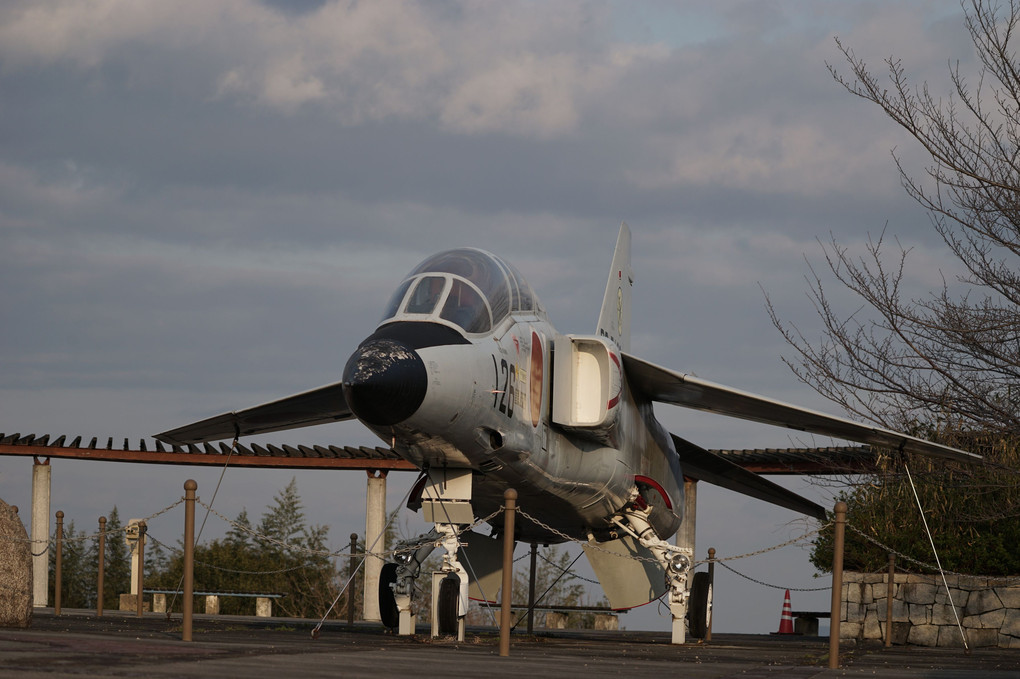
[379,562,400,629]
[437,576,460,636]
[687,571,712,639]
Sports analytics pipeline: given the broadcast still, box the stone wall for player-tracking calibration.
[841,571,1020,648]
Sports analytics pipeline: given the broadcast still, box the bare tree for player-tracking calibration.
[767,0,1020,440]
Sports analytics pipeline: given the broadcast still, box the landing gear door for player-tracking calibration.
[583,536,666,610]
[421,468,474,525]
[460,530,504,602]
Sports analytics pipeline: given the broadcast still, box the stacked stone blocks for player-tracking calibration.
[841,571,1020,648]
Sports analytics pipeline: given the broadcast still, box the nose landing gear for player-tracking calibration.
[379,523,470,640]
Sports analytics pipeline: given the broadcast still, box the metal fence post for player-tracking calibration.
[54,510,63,615]
[499,488,517,657]
[97,516,106,617]
[706,547,716,642]
[828,501,847,670]
[348,532,359,625]
[886,553,895,647]
[183,480,197,641]
[527,542,537,635]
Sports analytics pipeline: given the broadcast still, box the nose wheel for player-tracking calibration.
[379,562,401,629]
[436,575,461,636]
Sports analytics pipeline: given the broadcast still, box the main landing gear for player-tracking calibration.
[612,506,710,644]
[378,523,470,640]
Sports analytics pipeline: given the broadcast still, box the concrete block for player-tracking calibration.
[794,616,818,636]
[594,613,618,631]
[902,582,937,605]
[1001,609,1020,637]
[965,589,1003,616]
[931,604,959,626]
[118,594,149,612]
[995,587,1020,609]
[964,627,999,648]
[256,597,272,618]
[890,622,911,645]
[934,587,965,607]
[937,625,970,648]
[152,594,166,614]
[205,595,219,615]
[962,609,1005,629]
[863,609,882,640]
[839,622,861,640]
[544,611,567,629]
[0,499,32,628]
[907,624,939,647]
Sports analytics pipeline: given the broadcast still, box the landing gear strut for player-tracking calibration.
[613,507,695,645]
[379,523,470,640]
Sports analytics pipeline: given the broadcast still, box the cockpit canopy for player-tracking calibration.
[381,248,543,334]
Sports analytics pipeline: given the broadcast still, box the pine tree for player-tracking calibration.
[48,520,97,609]
[103,507,131,611]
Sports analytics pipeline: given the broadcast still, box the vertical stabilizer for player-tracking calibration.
[596,223,633,352]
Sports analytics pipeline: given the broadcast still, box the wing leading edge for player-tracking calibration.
[623,353,980,466]
[155,382,353,445]
[671,434,826,520]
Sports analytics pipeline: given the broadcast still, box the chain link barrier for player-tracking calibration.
[9,489,1020,598]
[716,561,831,592]
[1,498,186,561]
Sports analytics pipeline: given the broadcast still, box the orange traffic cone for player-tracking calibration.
[776,589,795,634]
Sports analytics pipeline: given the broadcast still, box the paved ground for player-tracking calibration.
[0,610,1017,678]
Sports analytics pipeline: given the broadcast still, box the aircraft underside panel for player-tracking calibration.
[583,535,666,610]
[460,530,504,602]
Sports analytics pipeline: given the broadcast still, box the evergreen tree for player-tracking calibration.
[49,520,97,609]
[148,480,339,618]
[103,507,131,611]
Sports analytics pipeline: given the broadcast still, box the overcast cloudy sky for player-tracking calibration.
[1,0,976,634]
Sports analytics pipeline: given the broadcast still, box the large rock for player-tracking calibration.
[0,500,32,628]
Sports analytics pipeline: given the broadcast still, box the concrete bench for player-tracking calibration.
[143,589,285,617]
[477,603,624,630]
[791,610,830,636]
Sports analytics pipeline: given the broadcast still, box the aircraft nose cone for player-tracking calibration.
[343,339,427,426]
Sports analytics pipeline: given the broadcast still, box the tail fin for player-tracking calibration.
[596,223,633,352]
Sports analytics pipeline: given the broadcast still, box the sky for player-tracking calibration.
[0,0,979,635]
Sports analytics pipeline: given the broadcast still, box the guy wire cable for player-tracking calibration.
[166,435,238,619]
[904,462,969,652]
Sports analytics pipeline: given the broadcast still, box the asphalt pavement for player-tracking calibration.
[0,610,1017,678]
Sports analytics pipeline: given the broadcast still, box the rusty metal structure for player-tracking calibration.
[0,432,875,475]
[0,432,414,471]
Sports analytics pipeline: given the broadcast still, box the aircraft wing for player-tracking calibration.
[622,353,981,465]
[155,382,353,445]
[671,434,826,519]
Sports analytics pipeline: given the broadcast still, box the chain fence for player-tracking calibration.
[6,490,1020,597]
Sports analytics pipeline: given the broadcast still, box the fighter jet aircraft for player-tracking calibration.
[157,224,978,643]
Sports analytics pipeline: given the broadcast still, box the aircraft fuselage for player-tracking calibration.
[344,310,684,544]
